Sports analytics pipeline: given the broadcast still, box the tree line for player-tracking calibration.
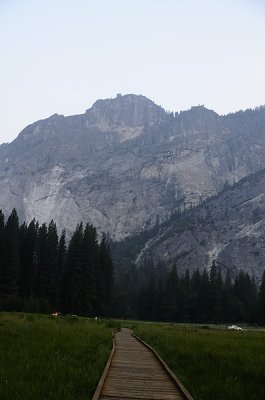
[112,258,265,325]
[0,209,113,316]
[1,208,265,325]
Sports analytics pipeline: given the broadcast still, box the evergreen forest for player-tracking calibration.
[0,209,113,316]
[0,209,265,325]
[112,259,265,326]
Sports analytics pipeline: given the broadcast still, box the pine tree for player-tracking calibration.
[138,274,157,321]
[110,261,139,319]
[46,220,58,309]
[183,269,192,322]
[36,223,50,312]
[198,269,210,322]
[221,271,234,323]
[208,262,223,322]
[155,278,167,321]
[56,229,66,310]
[19,219,39,301]
[0,210,5,308]
[164,264,179,321]
[63,223,84,314]
[0,210,4,244]
[233,270,257,322]
[98,233,113,316]
[258,270,265,325]
[82,224,98,316]
[0,209,21,310]
[188,269,201,322]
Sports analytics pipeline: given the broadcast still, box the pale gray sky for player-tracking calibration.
[1,0,265,144]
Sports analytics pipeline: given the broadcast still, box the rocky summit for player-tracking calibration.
[1,94,265,275]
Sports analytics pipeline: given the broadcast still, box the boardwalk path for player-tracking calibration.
[93,328,193,400]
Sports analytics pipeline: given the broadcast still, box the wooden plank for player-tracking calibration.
[99,397,159,400]
[93,328,194,400]
[91,337,115,400]
[133,333,194,400]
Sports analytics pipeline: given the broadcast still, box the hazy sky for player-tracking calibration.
[1,0,265,144]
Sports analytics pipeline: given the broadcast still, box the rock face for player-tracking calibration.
[133,169,265,280]
[0,94,265,247]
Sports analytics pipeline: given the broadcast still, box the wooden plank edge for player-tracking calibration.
[132,333,194,400]
[92,336,116,400]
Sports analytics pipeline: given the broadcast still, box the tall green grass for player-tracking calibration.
[0,313,114,400]
[2,313,264,400]
[135,324,265,400]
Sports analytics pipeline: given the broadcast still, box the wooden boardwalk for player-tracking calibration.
[92,328,193,400]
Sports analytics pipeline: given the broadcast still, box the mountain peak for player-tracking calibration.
[86,93,167,127]
[188,105,219,117]
[91,93,160,109]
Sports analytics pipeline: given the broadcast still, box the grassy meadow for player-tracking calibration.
[0,312,119,400]
[1,313,265,400]
[134,323,265,400]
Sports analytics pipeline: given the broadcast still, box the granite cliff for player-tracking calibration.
[0,95,265,266]
[125,168,265,280]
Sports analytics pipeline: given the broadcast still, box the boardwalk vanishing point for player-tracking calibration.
[92,328,194,400]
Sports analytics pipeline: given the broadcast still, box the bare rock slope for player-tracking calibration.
[0,94,265,245]
[132,168,265,280]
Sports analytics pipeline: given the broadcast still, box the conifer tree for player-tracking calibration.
[198,269,210,322]
[233,270,257,322]
[0,209,20,309]
[221,271,234,322]
[36,223,50,312]
[0,210,4,243]
[56,229,66,309]
[63,223,84,314]
[208,262,223,322]
[155,278,167,321]
[258,270,265,325]
[19,219,39,301]
[164,264,179,321]
[82,224,98,316]
[188,269,201,322]
[0,210,5,307]
[98,233,113,316]
[138,274,157,321]
[46,220,58,308]
[183,269,192,321]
